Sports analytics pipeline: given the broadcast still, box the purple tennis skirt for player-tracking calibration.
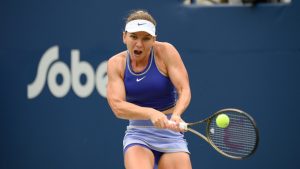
[123,119,190,153]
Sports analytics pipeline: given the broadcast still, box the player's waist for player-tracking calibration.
[125,122,184,139]
[129,113,173,126]
[126,100,176,112]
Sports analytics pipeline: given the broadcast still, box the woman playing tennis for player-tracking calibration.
[107,9,192,169]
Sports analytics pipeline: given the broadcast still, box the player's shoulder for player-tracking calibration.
[107,51,127,74]
[154,41,179,61]
[108,51,127,66]
[154,41,175,52]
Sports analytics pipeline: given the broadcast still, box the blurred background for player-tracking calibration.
[1,0,299,168]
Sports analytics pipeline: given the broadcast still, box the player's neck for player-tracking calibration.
[130,53,150,72]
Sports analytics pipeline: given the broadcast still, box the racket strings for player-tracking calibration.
[209,112,258,158]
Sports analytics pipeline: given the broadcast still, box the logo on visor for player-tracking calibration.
[137,23,146,26]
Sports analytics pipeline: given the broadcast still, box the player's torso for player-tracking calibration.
[124,48,177,111]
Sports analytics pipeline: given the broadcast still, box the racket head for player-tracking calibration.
[206,108,259,160]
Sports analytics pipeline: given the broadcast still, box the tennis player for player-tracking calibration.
[107,9,192,169]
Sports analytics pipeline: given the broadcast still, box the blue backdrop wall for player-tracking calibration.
[1,0,300,168]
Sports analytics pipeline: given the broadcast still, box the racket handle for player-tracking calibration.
[168,121,188,130]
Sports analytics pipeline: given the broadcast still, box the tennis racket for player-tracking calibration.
[170,108,259,160]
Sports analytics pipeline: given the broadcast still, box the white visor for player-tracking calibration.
[125,19,156,36]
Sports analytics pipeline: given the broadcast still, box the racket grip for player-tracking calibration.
[168,121,188,130]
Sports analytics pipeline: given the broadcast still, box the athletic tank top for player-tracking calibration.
[124,49,177,112]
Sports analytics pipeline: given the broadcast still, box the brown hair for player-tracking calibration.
[125,9,156,26]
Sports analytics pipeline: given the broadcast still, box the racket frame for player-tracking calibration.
[185,108,259,160]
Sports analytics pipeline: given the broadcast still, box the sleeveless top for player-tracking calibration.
[123,50,188,153]
[124,49,177,116]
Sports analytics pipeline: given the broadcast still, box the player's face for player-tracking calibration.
[123,31,156,58]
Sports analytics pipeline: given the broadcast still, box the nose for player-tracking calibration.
[135,39,143,48]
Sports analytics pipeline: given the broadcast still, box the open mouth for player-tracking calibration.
[134,50,142,55]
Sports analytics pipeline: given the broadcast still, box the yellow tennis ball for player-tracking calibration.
[216,114,230,128]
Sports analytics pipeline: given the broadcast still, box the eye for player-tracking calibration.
[130,35,137,39]
[143,37,151,41]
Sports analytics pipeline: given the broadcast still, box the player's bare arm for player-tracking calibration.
[157,42,191,122]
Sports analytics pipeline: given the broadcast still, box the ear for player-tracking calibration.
[122,32,127,44]
[153,35,157,42]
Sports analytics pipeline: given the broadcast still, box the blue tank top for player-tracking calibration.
[124,49,177,112]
